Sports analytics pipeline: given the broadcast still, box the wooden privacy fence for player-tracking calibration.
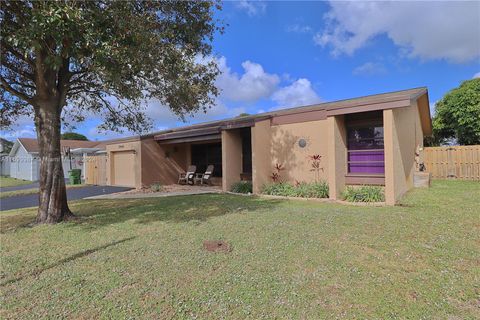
[423,145,480,180]
[85,154,107,185]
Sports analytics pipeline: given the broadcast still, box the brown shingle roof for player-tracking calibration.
[18,138,103,153]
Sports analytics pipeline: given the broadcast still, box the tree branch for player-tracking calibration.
[1,60,35,81]
[0,76,35,105]
[1,40,34,66]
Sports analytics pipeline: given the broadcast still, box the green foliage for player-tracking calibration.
[150,183,163,192]
[262,181,329,198]
[61,132,88,141]
[432,79,480,145]
[0,138,14,153]
[230,181,253,194]
[342,186,385,203]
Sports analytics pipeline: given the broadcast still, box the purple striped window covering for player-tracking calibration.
[348,150,385,174]
[347,125,385,175]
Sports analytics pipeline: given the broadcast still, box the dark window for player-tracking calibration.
[346,113,384,175]
[191,143,222,177]
[241,128,252,174]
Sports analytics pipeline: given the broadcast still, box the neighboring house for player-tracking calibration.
[8,138,103,181]
[94,87,431,205]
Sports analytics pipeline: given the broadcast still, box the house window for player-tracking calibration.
[346,113,384,175]
[241,128,252,174]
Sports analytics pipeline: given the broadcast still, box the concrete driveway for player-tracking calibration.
[0,185,131,211]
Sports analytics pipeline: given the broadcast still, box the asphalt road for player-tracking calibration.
[0,185,131,211]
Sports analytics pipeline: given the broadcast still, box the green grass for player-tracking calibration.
[0,184,87,199]
[1,180,479,319]
[0,176,32,188]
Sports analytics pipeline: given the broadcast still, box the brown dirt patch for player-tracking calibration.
[203,240,232,253]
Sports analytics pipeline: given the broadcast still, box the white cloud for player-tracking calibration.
[3,57,321,140]
[271,78,321,109]
[473,72,480,79]
[353,62,387,76]
[0,114,36,141]
[144,98,246,130]
[286,24,312,34]
[235,0,266,17]
[0,125,36,141]
[315,1,480,63]
[217,57,280,102]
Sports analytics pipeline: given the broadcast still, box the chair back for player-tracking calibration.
[203,165,214,179]
[186,165,196,175]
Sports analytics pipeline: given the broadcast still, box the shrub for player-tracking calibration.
[150,183,163,192]
[342,186,385,202]
[230,181,253,194]
[261,181,329,198]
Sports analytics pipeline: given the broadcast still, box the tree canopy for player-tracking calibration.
[431,79,480,145]
[61,132,88,141]
[0,0,223,223]
[1,0,223,132]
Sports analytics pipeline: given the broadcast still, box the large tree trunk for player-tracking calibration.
[34,104,73,223]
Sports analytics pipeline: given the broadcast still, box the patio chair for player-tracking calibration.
[194,165,214,185]
[178,165,196,185]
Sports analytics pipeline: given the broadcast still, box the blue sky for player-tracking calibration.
[2,0,480,141]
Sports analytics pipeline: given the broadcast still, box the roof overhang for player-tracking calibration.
[70,147,103,154]
[326,99,412,116]
[153,118,258,144]
[154,127,221,144]
[415,91,432,136]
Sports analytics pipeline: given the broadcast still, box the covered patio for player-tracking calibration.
[153,122,253,191]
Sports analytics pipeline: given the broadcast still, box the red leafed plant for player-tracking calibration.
[308,154,323,182]
[271,172,280,182]
[271,163,284,182]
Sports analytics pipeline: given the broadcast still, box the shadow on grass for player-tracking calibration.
[0,236,135,286]
[1,194,284,233]
[71,194,284,230]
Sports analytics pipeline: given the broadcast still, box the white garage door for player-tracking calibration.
[112,151,136,187]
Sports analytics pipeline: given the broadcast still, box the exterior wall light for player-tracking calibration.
[298,138,307,148]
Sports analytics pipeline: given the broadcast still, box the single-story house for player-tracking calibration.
[97,87,431,205]
[8,138,104,181]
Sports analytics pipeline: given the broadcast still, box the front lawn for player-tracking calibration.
[0,176,32,188]
[0,184,87,199]
[0,180,478,319]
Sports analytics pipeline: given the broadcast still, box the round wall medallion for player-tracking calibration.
[298,138,307,148]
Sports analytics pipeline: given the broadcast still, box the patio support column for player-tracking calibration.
[327,115,347,200]
[384,107,417,205]
[384,109,396,205]
[221,129,242,192]
[251,119,272,194]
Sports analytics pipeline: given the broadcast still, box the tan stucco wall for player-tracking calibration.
[106,140,142,188]
[384,103,424,204]
[221,130,243,192]
[270,119,329,183]
[327,115,347,200]
[251,118,329,193]
[140,138,189,187]
[251,119,272,193]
